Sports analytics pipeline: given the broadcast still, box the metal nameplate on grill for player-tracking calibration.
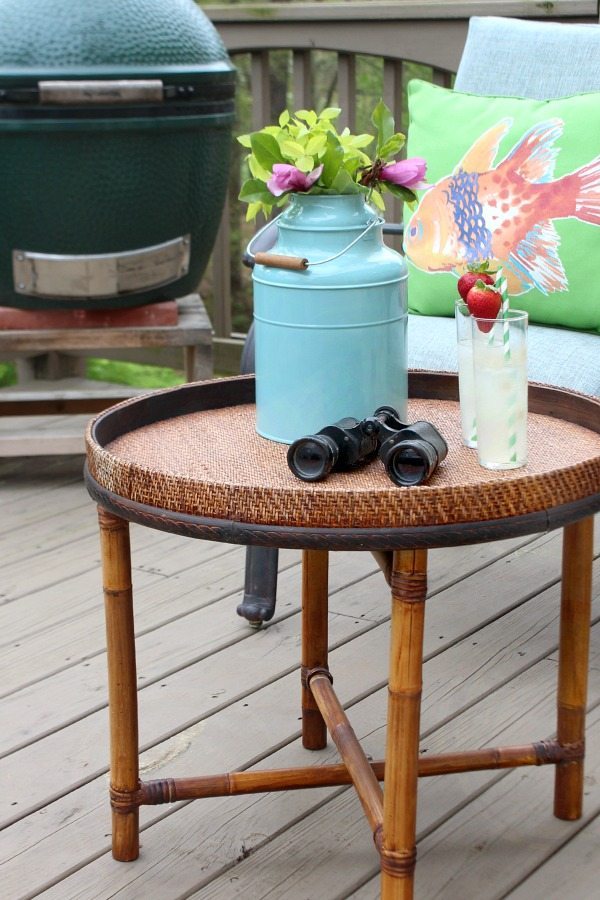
[38,79,164,105]
[13,236,191,299]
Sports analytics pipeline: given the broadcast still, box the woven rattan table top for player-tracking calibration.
[85,374,600,547]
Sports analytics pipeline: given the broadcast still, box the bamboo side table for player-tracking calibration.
[85,373,600,899]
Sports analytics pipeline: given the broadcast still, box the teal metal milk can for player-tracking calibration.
[250,194,408,444]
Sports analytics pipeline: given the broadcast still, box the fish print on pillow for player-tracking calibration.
[404,118,600,297]
[403,80,600,332]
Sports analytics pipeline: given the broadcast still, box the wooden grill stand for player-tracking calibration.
[0,294,212,456]
[98,510,594,899]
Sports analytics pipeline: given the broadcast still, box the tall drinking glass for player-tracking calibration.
[471,310,528,470]
[455,299,477,448]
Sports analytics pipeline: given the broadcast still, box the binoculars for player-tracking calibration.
[287,406,448,487]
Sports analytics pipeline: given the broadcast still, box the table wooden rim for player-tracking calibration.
[83,467,598,550]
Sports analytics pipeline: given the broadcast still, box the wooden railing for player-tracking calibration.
[204,1,599,373]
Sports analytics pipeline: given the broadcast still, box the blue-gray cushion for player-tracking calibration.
[455,16,600,100]
[407,313,600,397]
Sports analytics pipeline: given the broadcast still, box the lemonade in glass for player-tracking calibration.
[471,309,528,469]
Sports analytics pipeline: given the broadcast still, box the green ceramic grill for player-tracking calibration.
[0,0,235,309]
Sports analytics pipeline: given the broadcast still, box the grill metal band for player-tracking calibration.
[13,235,191,299]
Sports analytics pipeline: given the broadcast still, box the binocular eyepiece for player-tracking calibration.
[287,406,447,487]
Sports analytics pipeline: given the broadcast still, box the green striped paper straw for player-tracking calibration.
[495,266,511,361]
[470,416,477,445]
[495,266,518,462]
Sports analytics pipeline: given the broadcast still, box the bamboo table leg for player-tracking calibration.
[98,507,140,861]
[554,516,594,820]
[301,549,329,750]
[380,549,427,900]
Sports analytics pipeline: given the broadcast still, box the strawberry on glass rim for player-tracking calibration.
[465,280,502,332]
[457,261,497,302]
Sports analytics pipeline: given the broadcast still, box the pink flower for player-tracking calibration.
[380,157,427,190]
[267,163,324,197]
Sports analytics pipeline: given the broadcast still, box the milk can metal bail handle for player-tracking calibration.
[248,213,384,271]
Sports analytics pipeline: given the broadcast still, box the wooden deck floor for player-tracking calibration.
[1,454,599,899]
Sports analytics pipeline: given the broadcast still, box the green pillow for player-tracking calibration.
[403,79,600,333]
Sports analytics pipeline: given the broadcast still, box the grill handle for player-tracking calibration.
[38,80,165,104]
[0,80,198,105]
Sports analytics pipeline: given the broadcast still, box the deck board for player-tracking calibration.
[507,807,600,899]
[1,455,599,899]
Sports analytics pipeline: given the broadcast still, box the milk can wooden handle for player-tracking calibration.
[254,252,309,270]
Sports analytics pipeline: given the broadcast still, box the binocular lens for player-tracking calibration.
[287,435,338,482]
[384,440,437,487]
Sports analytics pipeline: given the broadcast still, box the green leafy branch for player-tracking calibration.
[238,101,419,221]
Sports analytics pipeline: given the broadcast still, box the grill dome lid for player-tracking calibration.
[0,0,234,88]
